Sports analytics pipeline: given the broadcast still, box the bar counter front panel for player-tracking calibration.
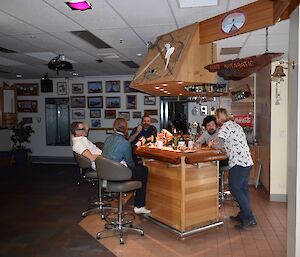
[134,146,227,234]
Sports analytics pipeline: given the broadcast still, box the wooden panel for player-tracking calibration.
[255,65,271,192]
[250,145,260,184]
[199,0,274,44]
[145,160,182,231]
[185,165,218,229]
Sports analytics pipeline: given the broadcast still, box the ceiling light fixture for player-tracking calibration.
[65,1,92,11]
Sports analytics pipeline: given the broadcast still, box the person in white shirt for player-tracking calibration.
[71,122,102,169]
[209,108,256,230]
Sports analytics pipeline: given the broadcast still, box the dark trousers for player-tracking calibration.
[229,165,254,221]
[130,165,148,208]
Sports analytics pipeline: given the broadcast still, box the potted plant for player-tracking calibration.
[11,121,34,165]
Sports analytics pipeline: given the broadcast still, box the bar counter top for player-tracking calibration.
[134,145,227,164]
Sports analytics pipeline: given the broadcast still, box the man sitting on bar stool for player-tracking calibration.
[102,118,151,215]
[71,121,102,169]
[196,115,219,146]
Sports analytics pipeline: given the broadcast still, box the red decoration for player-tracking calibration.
[233,115,253,127]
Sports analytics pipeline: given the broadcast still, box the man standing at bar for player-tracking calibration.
[209,108,256,229]
[129,115,157,146]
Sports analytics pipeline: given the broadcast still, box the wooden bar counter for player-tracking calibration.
[134,146,227,236]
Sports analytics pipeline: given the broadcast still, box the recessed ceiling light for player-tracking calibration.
[136,53,143,57]
[167,92,171,95]
[159,88,164,91]
[72,72,79,76]
[179,93,183,96]
[178,81,183,85]
[155,86,160,89]
[177,0,218,8]
[162,83,168,86]
[16,74,22,78]
[65,1,92,11]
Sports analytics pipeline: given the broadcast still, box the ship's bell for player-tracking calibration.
[272,65,286,78]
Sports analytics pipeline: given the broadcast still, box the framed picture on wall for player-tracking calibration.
[22,117,33,124]
[105,81,120,93]
[72,83,84,94]
[144,95,156,105]
[144,109,158,116]
[105,109,116,119]
[88,81,102,93]
[16,83,39,96]
[57,82,68,95]
[124,81,138,93]
[72,109,85,120]
[17,100,38,113]
[88,96,103,108]
[106,97,121,108]
[91,119,101,128]
[126,95,137,109]
[70,96,85,108]
[118,111,130,121]
[132,111,142,119]
[90,109,101,118]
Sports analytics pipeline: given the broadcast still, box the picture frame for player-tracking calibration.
[106,97,121,108]
[105,109,116,119]
[17,100,38,113]
[144,95,156,105]
[132,111,142,119]
[118,111,130,121]
[88,81,102,93]
[16,83,39,96]
[72,109,85,120]
[124,81,138,93]
[57,82,68,95]
[144,109,158,116]
[90,109,101,118]
[126,95,137,109]
[72,83,84,94]
[88,96,103,108]
[91,119,101,128]
[22,117,33,124]
[70,96,86,108]
[105,81,120,93]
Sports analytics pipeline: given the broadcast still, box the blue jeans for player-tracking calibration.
[229,165,254,221]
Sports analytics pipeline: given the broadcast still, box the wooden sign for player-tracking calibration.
[204,52,283,80]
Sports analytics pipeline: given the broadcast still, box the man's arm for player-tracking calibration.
[128,126,142,143]
[81,149,100,161]
[207,137,226,152]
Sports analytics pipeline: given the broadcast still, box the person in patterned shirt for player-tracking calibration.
[208,108,256,230]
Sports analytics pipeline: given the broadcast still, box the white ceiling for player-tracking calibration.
[0,0,290,79]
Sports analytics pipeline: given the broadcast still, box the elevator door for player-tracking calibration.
[45,98,70,146]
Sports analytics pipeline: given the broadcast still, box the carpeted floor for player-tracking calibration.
[0,163,115,257]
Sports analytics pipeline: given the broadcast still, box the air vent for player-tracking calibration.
[220,47,242,55]
[96,59,103,63]
[121,61,139,69]
[0,46,15,53]
[71,31,111,48]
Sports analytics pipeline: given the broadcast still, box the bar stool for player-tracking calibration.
[95,156,144,244]
[73,152,116,219]
[219,165,230,204]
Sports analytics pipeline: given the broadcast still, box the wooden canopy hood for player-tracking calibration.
[130,23,217,96]
[130,0,297,96]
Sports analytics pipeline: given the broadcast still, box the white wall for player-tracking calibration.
[270,61,288,199]
[8,75,160,157]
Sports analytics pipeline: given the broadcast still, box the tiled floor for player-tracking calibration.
[0,163,287,257]
[80,188,287,257]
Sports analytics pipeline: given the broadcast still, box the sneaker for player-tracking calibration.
[134,206,151,214]
[234,219,257,230]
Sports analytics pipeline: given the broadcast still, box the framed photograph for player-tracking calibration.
[90,109,101,118]
[72,83,84,94]
[106,97,121,108]
[17,100,38,113]
[144,109,158,116]
[88,96,103,108]
[118,111,130,121]
[105,81,120,93]
[132,111,142,119]
[57,82,68,95]
[124,81,138,93]
[22,117,33,124]
[144,95,156,105]
[151,117,159,123]
[88,81,102,93]
[16,83,39,96]
[70,96,86,108]
[91,119,101,128]
[105,109,116,119]
[126,95,137,109]
[72,109,85,120]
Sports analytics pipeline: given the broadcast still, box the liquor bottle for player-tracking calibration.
[151,134,156,143]
[173,133,178,150]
